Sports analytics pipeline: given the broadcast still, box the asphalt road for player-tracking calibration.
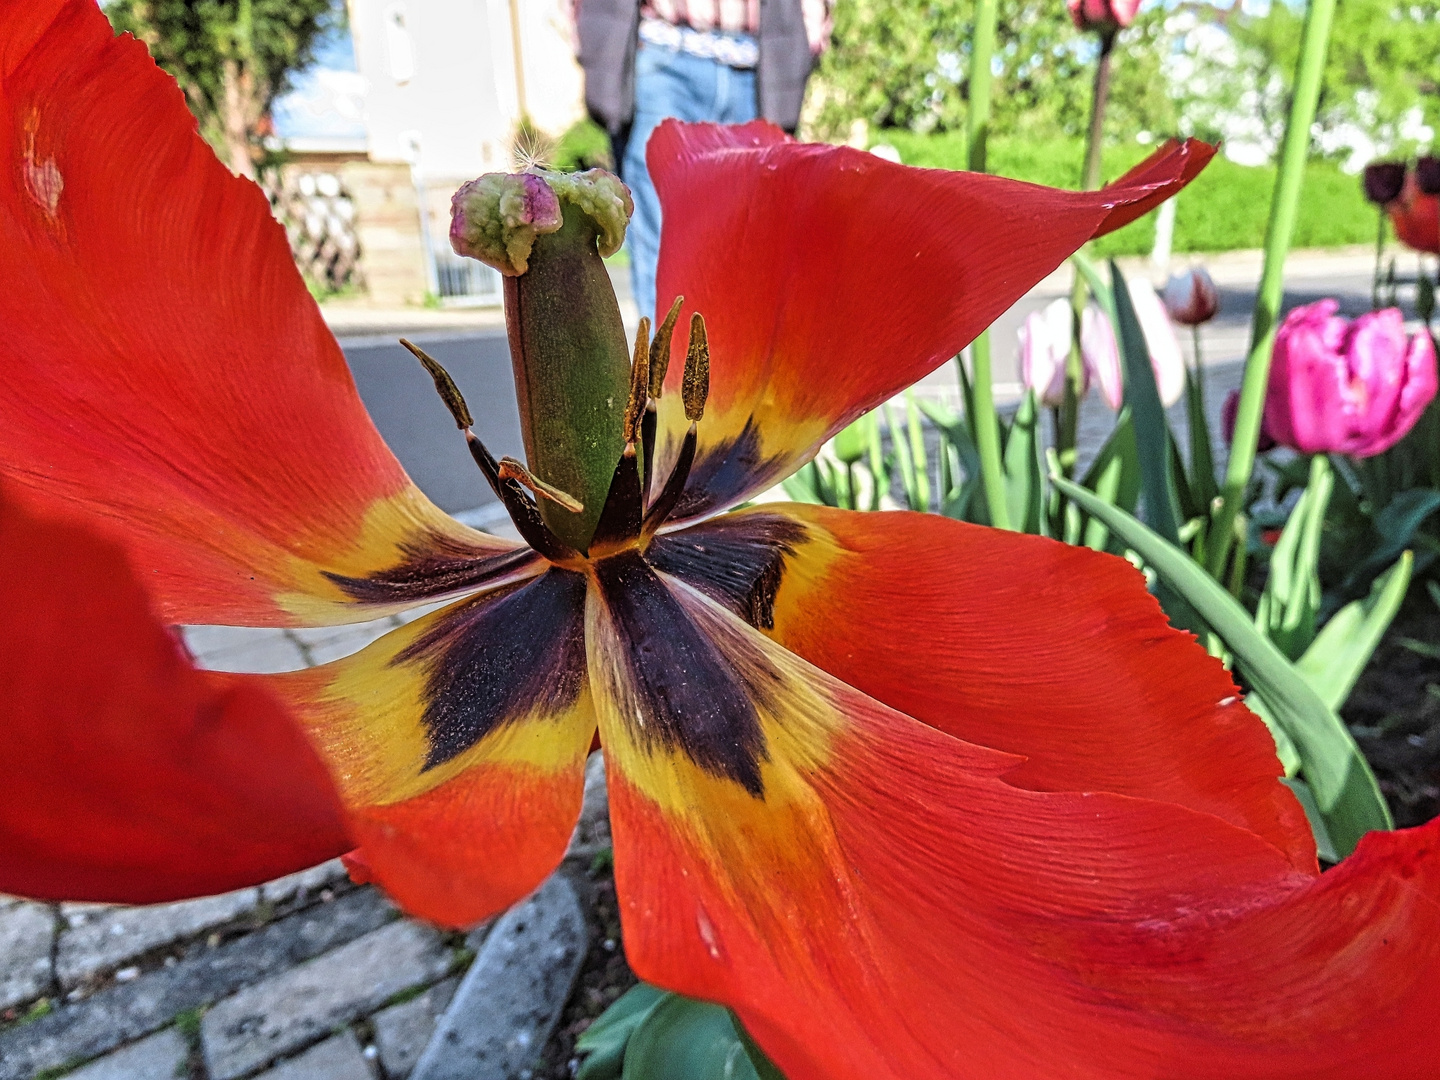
[340,262,1404,517]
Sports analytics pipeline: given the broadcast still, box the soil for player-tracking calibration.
[1342,603,1440,829]
[534,857,637,1079]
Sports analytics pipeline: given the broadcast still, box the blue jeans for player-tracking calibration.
[623,43,758,323]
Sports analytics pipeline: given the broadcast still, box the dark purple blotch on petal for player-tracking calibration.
[398,568,588,769]
[594,550,769,795]
[646,513,806,630]
[324,534,543,606]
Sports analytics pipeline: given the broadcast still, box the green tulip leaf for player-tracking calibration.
[577,983,669,1080]
[1003,389,1045,535]
[1297,551,1412,712]
[1052,474,1393,857]
[622,994,780,1080]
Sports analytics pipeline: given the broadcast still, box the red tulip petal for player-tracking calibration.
[1093,137,1217,236]
[0,0,512,628]
[595,570,1440,1080]
[645,121,1213,520]
[1390,177,1439,255]
[257,568,595,928]
[0,483,350,904]
[646,505,1316,870]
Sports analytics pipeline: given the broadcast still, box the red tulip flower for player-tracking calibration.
[1068,0,1142,34]
[4,4,1440,1078]
[1389,169,1440,255]
[1264,300,1438,458]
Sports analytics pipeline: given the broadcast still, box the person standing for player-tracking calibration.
[576,0,832,321]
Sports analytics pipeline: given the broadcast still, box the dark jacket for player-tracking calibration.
[575,0,815,137]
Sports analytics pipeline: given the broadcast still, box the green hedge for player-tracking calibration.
[876,131,1375,256]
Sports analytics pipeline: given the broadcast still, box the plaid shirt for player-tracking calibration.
[640,0,833,53]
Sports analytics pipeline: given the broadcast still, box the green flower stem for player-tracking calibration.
[1207,0,1337,579]
[1058,31,1117,480]
[965,0,1011,529]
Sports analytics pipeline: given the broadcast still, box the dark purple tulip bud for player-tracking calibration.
[1415,156,1440,197]
[1362,161,1406,206]
[1221,390,1275,452]
[1162,267,1220,326]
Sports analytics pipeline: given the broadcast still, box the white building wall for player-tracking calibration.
[348,0,587,181]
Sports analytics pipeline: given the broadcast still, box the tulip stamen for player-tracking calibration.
[406,338,579,563]
[402,338,473,429]
[649,295,684,400]
[682,313,710,422]
[496,457,584,513]
[622,316,652,445]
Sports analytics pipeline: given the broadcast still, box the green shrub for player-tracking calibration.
[873,131,1375,256]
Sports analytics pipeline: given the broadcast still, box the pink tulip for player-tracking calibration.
[1265,300,1438,458]
[1068,0,1142,34]
[1162,266,1220,325]
[1018,298,1080,407]
[1080,278,1185,410]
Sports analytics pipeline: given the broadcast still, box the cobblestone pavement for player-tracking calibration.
[0,504,609,1080]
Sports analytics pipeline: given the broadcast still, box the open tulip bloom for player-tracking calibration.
[4,5,1440,1078]
[1264,300,1438,458]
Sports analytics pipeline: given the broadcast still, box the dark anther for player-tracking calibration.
[406,338,579,563]
[682,313,710,422]
[643,423,697,534]
[622,316,651,444]
[464,434,579,563]
[649,295,684,399]
[402,339,473,429]
[640,404,659,499]
[497,457,584,513]
[589,447,643,548]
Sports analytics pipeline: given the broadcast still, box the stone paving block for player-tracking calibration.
[181,626,308,674]
[371,977,458,1080]
[202,918,450,1080]
[0,902,54,1012]
[257,1031,372,1080]
[64,1027,187,1080]
[290,618,398,665]
[58,888,260,987]
[260,859,350,906]
[0,888,396,1080]
[411,874,587,1080]
[567,751,611,858]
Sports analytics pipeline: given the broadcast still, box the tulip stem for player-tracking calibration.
[1207,0,1337,580]
[1082,31,1116,193]
[1372,209,1386,309]
[1056,30,1117,488]
[965,0,1012,529]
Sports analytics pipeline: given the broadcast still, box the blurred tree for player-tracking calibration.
[805,0,1177,160]
[106,0,338,178]
[1179,0,1440,161]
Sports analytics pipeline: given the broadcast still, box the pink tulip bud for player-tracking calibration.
[1081,304,1123,410]
[1018,298,1079,407]
[1080,277,1186,411]
[1128,278,1186,407]
[1264,299,1438,458]
[1162,266,1220,326]
[1067,0,1142,34]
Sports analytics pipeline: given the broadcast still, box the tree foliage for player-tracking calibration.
[1179,0,1440,159]
[106,0,337,177]
[805,0,1176,147]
